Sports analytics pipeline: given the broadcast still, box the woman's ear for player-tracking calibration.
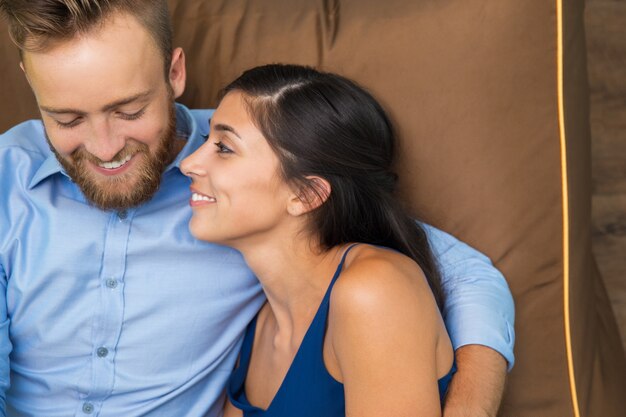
[287,176,331,216]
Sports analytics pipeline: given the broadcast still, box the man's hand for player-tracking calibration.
[443,344,507,417]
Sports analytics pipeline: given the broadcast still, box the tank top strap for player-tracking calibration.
[308,243,361,337]
[235,314,258,378]
[325,243,360,294]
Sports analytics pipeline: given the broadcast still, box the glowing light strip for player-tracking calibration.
[557,0,581,415]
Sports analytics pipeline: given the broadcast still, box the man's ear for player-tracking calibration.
[287,176,332,217]
[169,47,187,99]
[19,61,31,85]
[19,61,37,98]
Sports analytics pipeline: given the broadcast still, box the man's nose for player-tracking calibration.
[84,119,126,162]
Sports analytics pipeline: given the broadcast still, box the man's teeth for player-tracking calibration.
[99,154,132,169]
[192,192,216,202]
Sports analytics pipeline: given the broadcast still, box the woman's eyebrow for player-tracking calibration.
[212,123,242,139]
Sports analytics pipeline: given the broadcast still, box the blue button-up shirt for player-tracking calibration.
[0,104,514,416]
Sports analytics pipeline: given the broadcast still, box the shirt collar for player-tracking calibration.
[168,103,208,171]
[28,150,65,189]
[28,103,206,190]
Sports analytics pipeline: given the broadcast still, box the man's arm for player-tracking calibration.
[443,345,507,417]
[0,265,10,416]
[421,223,514,415]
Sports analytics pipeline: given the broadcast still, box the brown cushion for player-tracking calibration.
[1,0,624,415]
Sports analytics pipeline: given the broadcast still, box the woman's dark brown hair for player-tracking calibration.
[223,64,444,308]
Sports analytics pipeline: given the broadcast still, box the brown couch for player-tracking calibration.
[1,0,624,415]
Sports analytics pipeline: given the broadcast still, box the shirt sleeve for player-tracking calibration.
[0,264,10,415]
[422,223,516,370]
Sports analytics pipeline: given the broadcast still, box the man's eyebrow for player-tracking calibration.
[101,90,153,112]
[40,90,154,115]
[39,105,87,116]
[213,123,242,139]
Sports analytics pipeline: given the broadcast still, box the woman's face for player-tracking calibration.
[181,91,294,247]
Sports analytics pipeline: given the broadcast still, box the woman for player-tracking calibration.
[181,64,455,417]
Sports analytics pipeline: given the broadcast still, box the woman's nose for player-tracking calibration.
[180,145,209,177]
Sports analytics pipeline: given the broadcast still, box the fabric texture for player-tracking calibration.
[227,244,456,416]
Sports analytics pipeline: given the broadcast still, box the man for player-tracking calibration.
[0,1,514,416]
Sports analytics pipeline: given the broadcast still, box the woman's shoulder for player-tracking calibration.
[329,244,440,328]
[324,244,446,391]
[333,244,434,301]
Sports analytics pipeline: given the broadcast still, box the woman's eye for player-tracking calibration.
[214,141,234,154]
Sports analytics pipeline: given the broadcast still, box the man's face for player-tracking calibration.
[22,12,185,211]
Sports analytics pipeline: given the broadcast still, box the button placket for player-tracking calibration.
[85,210,133,409]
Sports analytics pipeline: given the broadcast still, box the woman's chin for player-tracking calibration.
[188,220,215,243]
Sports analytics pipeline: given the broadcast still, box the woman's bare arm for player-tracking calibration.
[327,249,452,417]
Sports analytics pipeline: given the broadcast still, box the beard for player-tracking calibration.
[49,100,178,211]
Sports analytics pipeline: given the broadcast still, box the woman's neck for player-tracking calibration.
[238,237,346,338]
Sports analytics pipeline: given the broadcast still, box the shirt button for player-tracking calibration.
[117,210,128,220]
[82,402,94,414]
[96,347,109,358]
[106,279,118,289]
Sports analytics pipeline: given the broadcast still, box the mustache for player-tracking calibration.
[71,140,150,164]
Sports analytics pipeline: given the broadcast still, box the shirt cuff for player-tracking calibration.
[445,306,515,371]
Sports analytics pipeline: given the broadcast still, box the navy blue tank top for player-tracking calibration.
[227,245,456,416]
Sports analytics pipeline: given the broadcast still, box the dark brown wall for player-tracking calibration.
[585,0,626,351]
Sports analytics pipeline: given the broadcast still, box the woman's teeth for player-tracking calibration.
[192,192,216,202]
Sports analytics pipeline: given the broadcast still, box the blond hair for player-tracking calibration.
[0,0,173,76]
